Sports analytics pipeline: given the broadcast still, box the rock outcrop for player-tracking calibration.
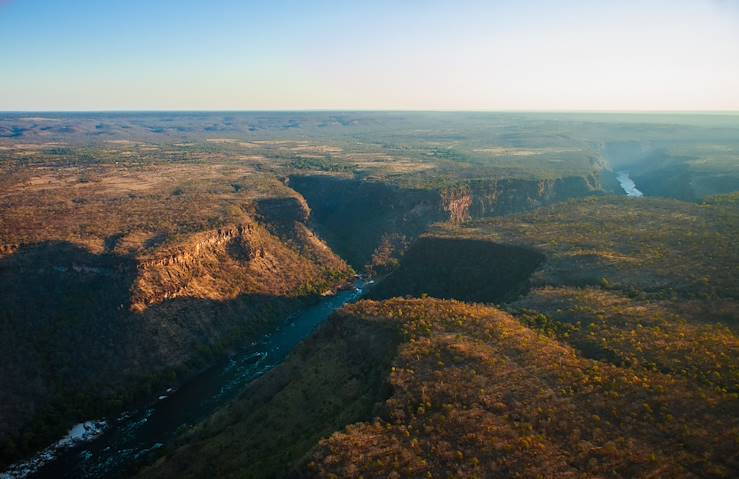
[131,218,350,312]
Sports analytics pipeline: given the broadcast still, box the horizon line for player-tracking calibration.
[1,109,739,115]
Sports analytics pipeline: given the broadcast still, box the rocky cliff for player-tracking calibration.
[289,173,603,269]
[287,175,442,269]
[132,217,349,312]
[439,175,600,223]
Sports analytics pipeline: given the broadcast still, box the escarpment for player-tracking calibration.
[439,174,601,223]
[440,187,474,223]
[252,195,347,268]
[287,175,443,269]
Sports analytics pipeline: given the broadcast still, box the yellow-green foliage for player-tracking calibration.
[308,299,739,478]
[513,287,739,395]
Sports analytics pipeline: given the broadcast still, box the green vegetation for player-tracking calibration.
[4,111,737,191]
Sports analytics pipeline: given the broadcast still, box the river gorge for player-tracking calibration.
[4,281,368,479]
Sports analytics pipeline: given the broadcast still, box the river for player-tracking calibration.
[3,280,369,479]
[616,171,643,197]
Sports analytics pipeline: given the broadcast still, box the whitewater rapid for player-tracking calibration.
[616,171,643,197]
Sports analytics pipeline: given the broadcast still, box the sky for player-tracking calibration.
[1,0,738,111]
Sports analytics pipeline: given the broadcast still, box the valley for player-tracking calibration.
[139,194,739,479]
[10,281,368,478]
[1,112,738,478]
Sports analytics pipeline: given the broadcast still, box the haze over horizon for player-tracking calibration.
[1,0,738,111]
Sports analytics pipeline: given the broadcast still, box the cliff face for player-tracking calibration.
[132,217,349,311]
[290,173,602,268]
[440,187,474,223]
[287,175,443,269]
[0,203,352,468]
[440,175,600,223]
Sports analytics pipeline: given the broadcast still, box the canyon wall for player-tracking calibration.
[290,173,602,269]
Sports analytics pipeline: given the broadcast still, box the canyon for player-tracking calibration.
[1,112,738,478]
[138,194,739,479]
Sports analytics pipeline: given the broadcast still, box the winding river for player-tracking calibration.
[4,280,369,479]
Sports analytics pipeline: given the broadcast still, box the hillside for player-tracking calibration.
[136,306,402,479]
[307,299,738,478]
[377,195,739,399]
[139,298,738,478]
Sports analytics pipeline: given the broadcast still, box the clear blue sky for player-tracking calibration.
[1,0,738,110]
